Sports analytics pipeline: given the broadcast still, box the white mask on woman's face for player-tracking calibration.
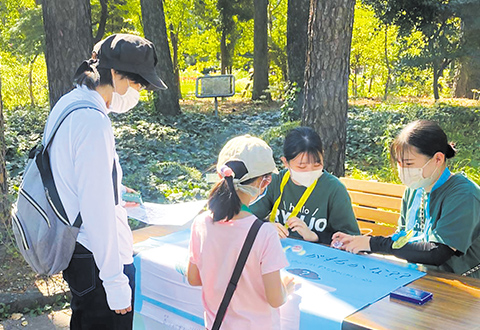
[397,158,438,190]
[110,78,140,114]
[289,168,323,187]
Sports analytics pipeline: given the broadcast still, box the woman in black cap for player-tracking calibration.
[43,34,166,329]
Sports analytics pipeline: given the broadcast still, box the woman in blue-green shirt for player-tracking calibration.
[332,120,480,278]
[250,127,360,244]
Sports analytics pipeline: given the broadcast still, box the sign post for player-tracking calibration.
[195,75,235,116]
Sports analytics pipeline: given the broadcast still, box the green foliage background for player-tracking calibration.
[2,0,479,207]
[1,0,472,110]
[5,101,479,207]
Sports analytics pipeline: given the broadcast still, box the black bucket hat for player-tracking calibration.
[94,34,167,91]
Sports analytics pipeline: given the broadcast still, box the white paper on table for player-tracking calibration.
[127,200,207,226]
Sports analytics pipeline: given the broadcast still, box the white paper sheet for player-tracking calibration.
[127,200,207,226]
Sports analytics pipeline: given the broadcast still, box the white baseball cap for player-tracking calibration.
[217,135,278,182]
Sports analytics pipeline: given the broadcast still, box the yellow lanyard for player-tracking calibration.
[269,171,317,223]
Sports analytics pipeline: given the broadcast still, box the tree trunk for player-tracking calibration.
[0,73,9,225]
[94,0,108,44]
[287,0,309,86]
[433,60,441,101]
[28,54,39,107]
[252,0,271,101]
[42,0,93,107]
[220,28,228,75]
[29,57,35,107]
[141,0,180,116]
[454,61,468,98]
[433,59,450,101]
[170,25,181,99]
[368,65,375,94]
[383,25,391,101]
[455,55,480,99]
[454,2,480,99]
[433,66,440,100]
[286,0,309,115]
[303,0,355,177]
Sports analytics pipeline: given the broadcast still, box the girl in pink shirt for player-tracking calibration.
[187,135,294,330]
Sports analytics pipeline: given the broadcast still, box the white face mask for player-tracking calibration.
[238,184,260,197]
[110,79,140,114]
[237,177,268,198]
[290,169,323,187]
[397,158,438,190]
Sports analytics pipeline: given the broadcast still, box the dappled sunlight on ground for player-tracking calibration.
[179,98,282,114]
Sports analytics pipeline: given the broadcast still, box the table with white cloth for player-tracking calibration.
[132,227,425,330]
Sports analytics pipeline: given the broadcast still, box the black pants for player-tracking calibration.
[63,243,135,330]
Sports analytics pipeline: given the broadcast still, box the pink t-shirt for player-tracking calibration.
[189,212,289,330]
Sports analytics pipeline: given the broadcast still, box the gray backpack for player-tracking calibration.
[11,100,102,276]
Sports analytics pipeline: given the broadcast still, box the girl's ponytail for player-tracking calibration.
[208,165,242,221]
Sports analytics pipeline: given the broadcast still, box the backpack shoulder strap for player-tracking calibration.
[211,218,265,330]
[43,100,103,149]
[36,100,103,227]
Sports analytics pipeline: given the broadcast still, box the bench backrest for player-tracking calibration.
[340,178,406,236]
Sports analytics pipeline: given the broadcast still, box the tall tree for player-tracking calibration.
[93,0,108,44]
[454,0,480,99]
[287,0,309,86]
[41,0,93,107]
[169,23,181,99]
[8,6,44,107]
[141,0,180,116]
[364,0,462,100]
[268,0,288,82]
[286,0,309,117]
[252,0,270,100]
[0,73,9,225]
[303,0,355,177]
[217,0,253,74]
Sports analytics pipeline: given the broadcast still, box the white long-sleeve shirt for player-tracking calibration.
[45,85,133,310]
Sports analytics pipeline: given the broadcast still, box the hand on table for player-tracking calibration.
[331,232,371,254]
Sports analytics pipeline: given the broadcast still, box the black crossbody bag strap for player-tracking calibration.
[211,218,265,330]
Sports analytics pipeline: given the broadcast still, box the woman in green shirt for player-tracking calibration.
[250,127,360,244]
[332,120,480,278]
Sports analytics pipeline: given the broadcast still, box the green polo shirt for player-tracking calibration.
[250,169,360,244]
[400,174,480,278]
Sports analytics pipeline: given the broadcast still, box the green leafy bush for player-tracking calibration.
[280,83,302,122]
[6,100,479,214]
[346,103,480,183]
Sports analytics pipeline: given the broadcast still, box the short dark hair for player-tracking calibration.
[73,60,112,90]
[115,70,149,88]
[283,126,323,163]
[390,120,456,163]
[73,60,148,90]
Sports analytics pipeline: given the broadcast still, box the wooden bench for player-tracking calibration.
[340,178,406,236]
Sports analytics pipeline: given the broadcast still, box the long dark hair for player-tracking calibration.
[284,126,323,163]
[390,120,456,163]
[208,161,260,222]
